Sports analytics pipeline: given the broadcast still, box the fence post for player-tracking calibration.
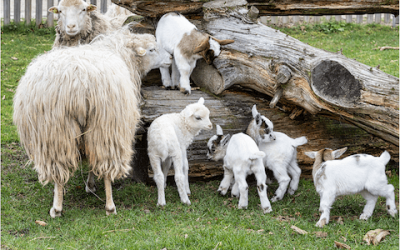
[100,0,107,13]
[36,0,43,27]
[346,15,352,23]
[293,16,299,25]
[367,14,373,24]
[315,16,321,24]
[375,13,381,24]
[14,0,21,24]
[325,15,331,22]
[356,15,363,24]
[384,13,390,23]
[335,15,341,22]
[25,0,32,25]
[4,0,11,25]
[282,16,288,25]
[271,16,277,25]
[393,15,399,28]
[47,0,54,27]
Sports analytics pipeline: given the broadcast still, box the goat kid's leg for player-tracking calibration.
[85,171,97,193]
[316,192,336,227]
[150,156,166,206]
[170,59,180,90]
[235,172,249,210]
[50,182,64,218]
[172,155,191,205]
[371,184,398,217]
[104,176,117,215]
[269,164,291,202]
[161,157,172,189]
[254,166,272,213]
[359,190,378,220]
[218,166,234,196]
[287,161,301,195]
[174,53,192,94]
[160,66,173,90]
[231,180,239,198]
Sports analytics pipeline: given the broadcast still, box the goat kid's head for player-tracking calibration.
[207,125,231,161]
[193,35,234,65]
[249,105,276,143]
[182,97,213,131]
[49,0,96,36]
[126,33,172,75]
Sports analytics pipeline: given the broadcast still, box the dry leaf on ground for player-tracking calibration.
[314,231,328,238]
[334,241,351,249]
[290,225,308,235]
[363,229,390,245]
[35,220,47,226]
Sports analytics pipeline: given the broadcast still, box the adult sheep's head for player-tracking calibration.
[246,105,276,144]
[193,36,234,65]
[49,0,96,36]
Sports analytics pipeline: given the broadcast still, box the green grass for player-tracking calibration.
[1,22,399,249]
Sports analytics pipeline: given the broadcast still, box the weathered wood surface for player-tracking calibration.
[112,0,399,18]
[135,85,398,182]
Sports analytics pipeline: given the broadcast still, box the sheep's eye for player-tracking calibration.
[59,10,62,13]
[82,8,86,11]
[195,116,202,120]
[149,49,155,52]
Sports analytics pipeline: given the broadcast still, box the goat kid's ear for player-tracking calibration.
[212,37,235,45]
[193,36,210,54]
[221,134,231,146]
[251,105,259,118]
[48,6,59,14]
[332,147,347,159]
[136,47,147,56]
[304,151,317,159]
[216,125,223,135]
[87,4,97,12]
[197,97,205,105]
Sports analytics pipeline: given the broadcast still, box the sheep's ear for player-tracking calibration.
[193,36,210,54]
[136,47,147,56]
[87,4,97,12]
[216,125,223,135]
[221,134,231,146]
[332,147,347,159]
[252,105,259,118]
[48,6,59,14]
[304,151,317,159]
[197,97,204,105]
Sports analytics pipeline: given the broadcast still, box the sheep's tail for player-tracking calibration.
[379,151,391,166]
[249,151,266,161]
[292,136,308,147]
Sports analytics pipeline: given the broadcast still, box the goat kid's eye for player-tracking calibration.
[149,49,155,52]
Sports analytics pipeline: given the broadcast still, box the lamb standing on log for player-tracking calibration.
[49,0,131,48]
[13,28,172,217]
[155,12,234,94]
[207,125,272,213]
[246,105,307,202]
[305,147,397,227]
[147,97,212,206]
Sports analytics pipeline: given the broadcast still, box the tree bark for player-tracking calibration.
[112,0,399,18]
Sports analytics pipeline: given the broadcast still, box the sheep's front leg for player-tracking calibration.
[85,171,97,193]
[150,155,166,206]
[218,165,234,196]
[50,182,64,218]
[359,190,378,220]
[234,171,249,210]
[269,164,291,202]
[104,176,117,215]
[253,165,272,214]
[172,155,191,205]
[287,161,302,195]
[316,192,335,227]
[160,66,173,89]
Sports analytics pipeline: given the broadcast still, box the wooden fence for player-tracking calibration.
[2,0,399,28]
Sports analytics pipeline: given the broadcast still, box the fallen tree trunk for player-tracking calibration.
[113,0,399,18]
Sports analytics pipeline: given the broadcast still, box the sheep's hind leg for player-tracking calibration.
[182,150,191,196]
[359,190,378,220]
[104,176,117,215]
[85,171,97,193]
[50,182,64,218]
[161,157,172,189]
[172,155,191,205]
[150,156,166,206]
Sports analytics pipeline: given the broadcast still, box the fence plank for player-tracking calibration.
[384,13,390,23]
[36,0,43,27]
[375,13,381,24]
[282,16,288,24]
[367,14,373,23]
[14,0,21,24]
[4,0,11,25]
[335,15,341,22]
[47,0,54,27]
[356,15,363,24]
[346,15,352,23]
[25,0,32,25]
[315,16,320,24]
[293,15,299,24]
[271,16,277,25]
[393,15,399,28]
[101,0,107,13]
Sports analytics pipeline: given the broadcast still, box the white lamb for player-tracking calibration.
[207,125,272,213]
[147,97,212,206]
[246,105,307,202]
[13,27,172,217]
[305,147,397,227]
[155,12,234,94]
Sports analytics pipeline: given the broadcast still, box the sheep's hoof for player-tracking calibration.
[106,207,117,216]
[85,184,97,194]
[50,207,62,218]
[315,218,326,228]
[262,206,272,214]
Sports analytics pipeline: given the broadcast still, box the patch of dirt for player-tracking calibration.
[1,143,30,175]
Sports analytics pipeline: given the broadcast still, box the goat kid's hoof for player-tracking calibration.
[288,188,296,195]
[271,196,281,202]
[182,199,191,206]
[165,86,172,90]
[180,87,190,95]
[315,219,326,228]
[50,207,62,218]
[359,213,371,220]
[238,205,248,210]
[262,206,272,214]
[388,209,398,217]
[157,201,166,207]
[217,187,228,196]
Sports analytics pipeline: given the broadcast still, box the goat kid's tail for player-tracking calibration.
[249,151,266,161]
[292,136,308,147]
[379,151,391,166]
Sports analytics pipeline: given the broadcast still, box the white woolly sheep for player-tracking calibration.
[305,147,398,227]
[147,97,212,206]
[49,0,130,48]
[13,28,172,218]
[246,105,308,202]
[155,12,234,94]
[207,125,272,213]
